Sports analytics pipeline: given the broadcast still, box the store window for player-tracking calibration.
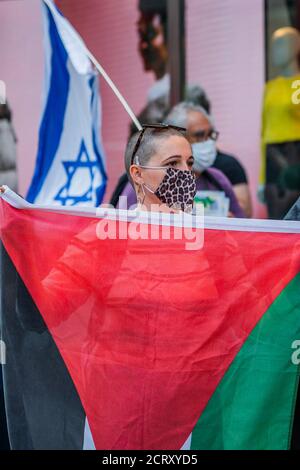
[264,0,300,218]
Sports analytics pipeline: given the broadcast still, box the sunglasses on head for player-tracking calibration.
[131,123,186,166]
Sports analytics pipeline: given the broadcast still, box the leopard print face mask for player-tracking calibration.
[143,166,197,213]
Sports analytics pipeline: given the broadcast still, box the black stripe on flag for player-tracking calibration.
[0,242,86,450]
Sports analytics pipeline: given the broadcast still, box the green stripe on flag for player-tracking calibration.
[191,273,300,450]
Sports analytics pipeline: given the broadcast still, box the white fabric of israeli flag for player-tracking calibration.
[27,0,107,206]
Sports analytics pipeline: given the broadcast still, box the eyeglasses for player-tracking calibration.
[189,128,219,142]
[131,123,186,166]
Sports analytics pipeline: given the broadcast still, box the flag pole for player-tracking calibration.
[84,49,143,132]
[43,0,142,132]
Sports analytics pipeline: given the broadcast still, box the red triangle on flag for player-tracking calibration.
[1,200,299,449]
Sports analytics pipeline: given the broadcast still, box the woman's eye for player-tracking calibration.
[168,161,178,167]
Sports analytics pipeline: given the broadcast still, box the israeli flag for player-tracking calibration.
[27,0,107,206]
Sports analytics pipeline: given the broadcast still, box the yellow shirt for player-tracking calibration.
[260,75,300,184]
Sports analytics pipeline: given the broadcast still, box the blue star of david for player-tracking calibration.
[55,140,100,206]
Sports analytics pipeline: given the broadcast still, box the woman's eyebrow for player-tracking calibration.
[162,155,194,163]
[162,155,181,162]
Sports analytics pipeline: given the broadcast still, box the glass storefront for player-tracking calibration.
[264,0,300,218]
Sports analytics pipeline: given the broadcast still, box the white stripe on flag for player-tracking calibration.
[83,418,96,450]
[180,433,192,450]
[2,187,300,234]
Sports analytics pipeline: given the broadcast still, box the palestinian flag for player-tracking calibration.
[1,187,300,450]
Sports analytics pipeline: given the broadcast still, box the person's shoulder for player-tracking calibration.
[122,180,135,194]
[205,167,233,190]
[215,150,243,170]
[214,150,248,184]
[206,166,228,180]
[215,150,237,164]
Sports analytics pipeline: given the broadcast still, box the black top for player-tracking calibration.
[213,150,248,186]
[0,103,12,121]
[110,173,129,207]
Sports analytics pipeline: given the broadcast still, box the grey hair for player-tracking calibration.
[165,101,214,129]
[124,127,187,184]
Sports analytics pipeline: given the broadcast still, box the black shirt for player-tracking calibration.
[213,150,248,186]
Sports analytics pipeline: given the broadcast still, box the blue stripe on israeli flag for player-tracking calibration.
[27,0,107,206]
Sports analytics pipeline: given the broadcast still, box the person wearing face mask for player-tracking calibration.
[123,124,197,214]
[165,103,247,218]
[117,113,245,218]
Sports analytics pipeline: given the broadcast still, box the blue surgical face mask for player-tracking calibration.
[192,140,217,172]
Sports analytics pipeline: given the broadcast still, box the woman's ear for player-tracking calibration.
[129,165,144,186]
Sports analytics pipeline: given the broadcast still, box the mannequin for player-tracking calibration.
[271,27,300,76]
[137,0,169,102]
[261,27,300,219]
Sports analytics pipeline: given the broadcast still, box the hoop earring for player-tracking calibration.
[137,183,146,205]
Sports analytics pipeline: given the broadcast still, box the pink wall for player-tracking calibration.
[187,0,266,217]
[0,0,266,216]
[0,0,43,197]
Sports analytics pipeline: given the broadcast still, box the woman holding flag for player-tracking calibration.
[123,123,197,214]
